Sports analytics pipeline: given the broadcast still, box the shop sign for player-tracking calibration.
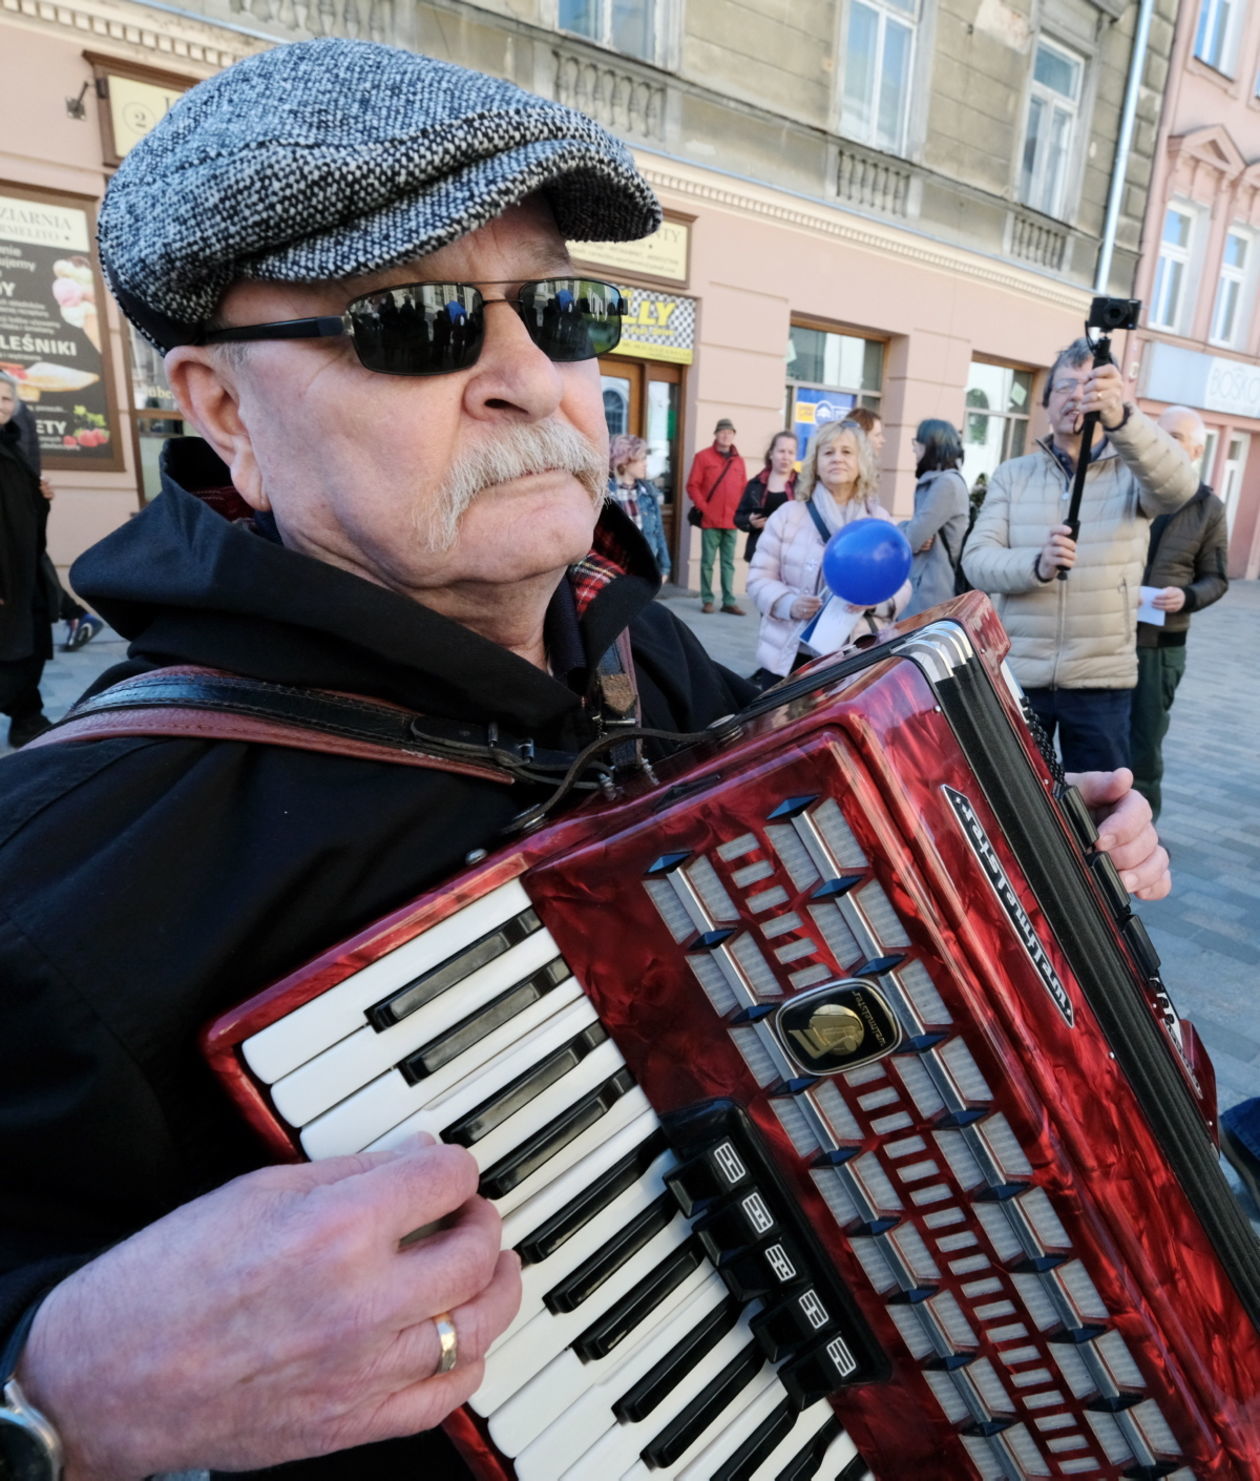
[1204,357,1260,420]
[0,187,120,470]
[790,387,856,460]
[617,288,695,364]
[571,219,690,285]
[1142,340,1260,422]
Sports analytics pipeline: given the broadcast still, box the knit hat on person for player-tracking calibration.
[97,38,661,350]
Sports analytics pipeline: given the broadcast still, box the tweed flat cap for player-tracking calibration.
[98,39,661,350]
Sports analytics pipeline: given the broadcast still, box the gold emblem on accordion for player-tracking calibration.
[774,980,903,1076]
[790,1004,866,1058]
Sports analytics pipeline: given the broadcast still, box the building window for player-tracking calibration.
[1194,0,1239,76]
[558,0,660,63]
[961,361,1034,491]
[1019,40,1083,218]
[1210,229,1253,348]
[785,323,884,460]
[840,0,918,156]
[1149,204,1198,333]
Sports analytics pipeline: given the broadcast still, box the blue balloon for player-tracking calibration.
[821,518,913,607]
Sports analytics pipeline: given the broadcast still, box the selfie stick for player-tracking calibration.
[1057,328,1113,581]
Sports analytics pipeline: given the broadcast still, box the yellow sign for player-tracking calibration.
[108,75,185,159]
[570,219,690,284]
[615,287,695,365]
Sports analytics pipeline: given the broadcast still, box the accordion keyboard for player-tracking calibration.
[239,878,873,1481]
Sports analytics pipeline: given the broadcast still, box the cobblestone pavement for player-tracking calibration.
[10,584,1260,1209]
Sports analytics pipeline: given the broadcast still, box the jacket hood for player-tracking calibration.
[70,437,662,730]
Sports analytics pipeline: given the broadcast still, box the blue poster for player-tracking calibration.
[791,387,856,462]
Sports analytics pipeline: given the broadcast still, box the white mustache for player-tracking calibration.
[417,420,608,552]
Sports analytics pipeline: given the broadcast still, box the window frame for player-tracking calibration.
[961,358,1035,491]
[784,318,885,459]
[839,0,921,158]
[1149,202,1199,335]
[555,0,668,67]
[1193,0,1240,77]
[1209,226,1254,349]
[1018,37,1085,219]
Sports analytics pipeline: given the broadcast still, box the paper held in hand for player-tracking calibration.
[1137,586,1166,627]
[799,595,869,657]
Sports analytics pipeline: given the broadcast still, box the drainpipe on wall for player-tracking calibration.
[1094,0,1158,295]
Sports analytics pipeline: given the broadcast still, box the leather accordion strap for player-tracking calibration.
[594,629,642,770]
[25,666,519,783]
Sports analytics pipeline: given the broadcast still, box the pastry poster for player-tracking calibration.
[0,187,121,470]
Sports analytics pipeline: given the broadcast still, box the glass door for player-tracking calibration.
[599,355,684,575]
[1220,432,1249,538]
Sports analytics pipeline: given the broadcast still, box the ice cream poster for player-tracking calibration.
[0,188,119,469]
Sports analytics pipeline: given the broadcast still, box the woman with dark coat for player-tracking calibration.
[734,429,796,561]
[901,418,970,619]
[0,376,55,747]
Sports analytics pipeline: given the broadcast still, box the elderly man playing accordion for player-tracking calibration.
[0,40,1168,1481]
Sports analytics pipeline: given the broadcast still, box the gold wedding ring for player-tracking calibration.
[432,1310,459,1375]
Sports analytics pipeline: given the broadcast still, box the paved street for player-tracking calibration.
[10,581,1260,1207]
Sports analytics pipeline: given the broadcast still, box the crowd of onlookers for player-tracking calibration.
[676,336,1230,822]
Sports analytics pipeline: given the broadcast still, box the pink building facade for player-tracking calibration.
[1132,0,1260,578]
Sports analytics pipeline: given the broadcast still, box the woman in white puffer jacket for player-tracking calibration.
[747,418,910,684]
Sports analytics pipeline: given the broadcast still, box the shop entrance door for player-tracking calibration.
[599,355,682,574]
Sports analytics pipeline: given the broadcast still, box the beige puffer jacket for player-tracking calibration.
[961,408,1197,690]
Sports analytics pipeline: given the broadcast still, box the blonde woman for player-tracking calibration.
[747,419,909,684]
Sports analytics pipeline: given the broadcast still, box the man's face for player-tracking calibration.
[715,427,736,451]
[180,198,608,608]
[0,382,16,427]
[1046,363,1092,440]
[1159,410,1205,464]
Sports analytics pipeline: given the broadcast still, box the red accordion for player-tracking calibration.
[205,594,1260,1481]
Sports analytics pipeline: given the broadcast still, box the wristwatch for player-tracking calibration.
[0,1300,62,1481]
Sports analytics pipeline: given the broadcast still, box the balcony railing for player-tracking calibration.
[553,48,666,144]
[1008,208,1069,273]
[836,143,911,218]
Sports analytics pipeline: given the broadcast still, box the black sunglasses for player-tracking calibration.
[201,277,627,377]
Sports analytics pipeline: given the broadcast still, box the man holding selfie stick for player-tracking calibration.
[963,320,1197,774]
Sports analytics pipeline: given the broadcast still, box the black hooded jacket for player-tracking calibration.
[0,438,753,1479]
[0,418,51,662]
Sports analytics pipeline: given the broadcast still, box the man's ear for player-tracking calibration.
[164,347,267,511]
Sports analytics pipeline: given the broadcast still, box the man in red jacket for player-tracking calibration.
[686,416,746,614]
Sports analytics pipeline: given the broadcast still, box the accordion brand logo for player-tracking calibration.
[773,980,903,1076]
[942,784,1075,1027]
